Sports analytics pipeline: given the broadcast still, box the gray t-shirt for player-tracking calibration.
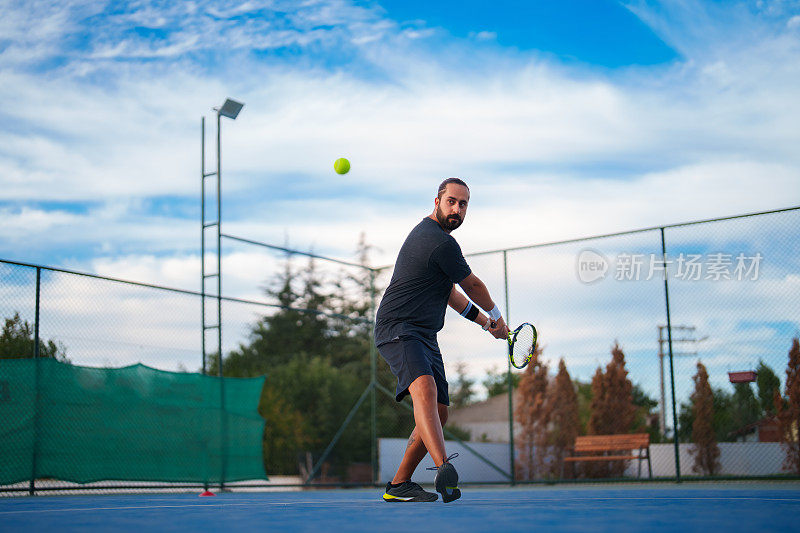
[375,217,472,346]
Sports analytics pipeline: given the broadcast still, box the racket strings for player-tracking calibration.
[511,325,535,368]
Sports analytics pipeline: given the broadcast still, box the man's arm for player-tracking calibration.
[457,273,495,311]
[448,285,491,329]
[454,275,510,339]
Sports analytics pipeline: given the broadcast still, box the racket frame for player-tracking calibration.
[507,322,537,369]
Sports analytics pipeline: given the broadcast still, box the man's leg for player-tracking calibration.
[403,375,448,469]
[391,402,448,484]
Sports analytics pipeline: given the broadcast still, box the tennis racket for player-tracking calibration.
[506,322,538,369]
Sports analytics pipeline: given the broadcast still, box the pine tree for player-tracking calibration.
[514,350,547,480]
[545,359,580,478]
[0,313,68,361]
[775,338,800,474]
[690,361,721,475]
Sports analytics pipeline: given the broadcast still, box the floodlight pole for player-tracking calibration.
[504,250,515,485]
[216,110,222,379]
[201,98,243,492]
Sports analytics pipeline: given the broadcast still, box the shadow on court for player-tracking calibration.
[1,483,799,532]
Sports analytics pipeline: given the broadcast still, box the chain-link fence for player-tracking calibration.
[440,206,800,483]
[2,206,799,496]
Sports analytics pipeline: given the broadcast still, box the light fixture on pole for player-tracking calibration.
[218,98,244,120]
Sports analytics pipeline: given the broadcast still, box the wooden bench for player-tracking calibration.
[562,433,652,478]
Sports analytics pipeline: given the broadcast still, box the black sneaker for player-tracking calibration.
[427,453,461,503]
[383,481,438,502]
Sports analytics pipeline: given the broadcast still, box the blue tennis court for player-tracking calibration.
[2,483,798,532]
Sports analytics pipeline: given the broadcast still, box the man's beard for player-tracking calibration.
[436,206,463,231]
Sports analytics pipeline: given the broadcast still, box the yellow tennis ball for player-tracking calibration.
[334,158,350,175]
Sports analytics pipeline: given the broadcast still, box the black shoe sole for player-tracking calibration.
[434,463,461,503]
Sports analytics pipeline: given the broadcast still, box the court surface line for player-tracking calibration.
[2,494,799,515]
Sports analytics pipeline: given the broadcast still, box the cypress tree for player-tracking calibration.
[514,350,547,480]
[546,359,580,478]
[587,366,606,435]
[604,343,636,435]
[775,338,800,474]
[690,361,721,475]
[585,366,607,477]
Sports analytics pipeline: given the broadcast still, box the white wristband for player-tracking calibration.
[488,305,502,321]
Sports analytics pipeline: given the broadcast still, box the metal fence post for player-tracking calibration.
[503,251,515,485]
[29,267,42,496]
[201,116,206,376]
[660,228,681,482]
[369,270,378,484]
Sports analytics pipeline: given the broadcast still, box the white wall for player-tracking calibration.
[379,439,788,482]
[453,422,515,443]
[378,439,511,483]
[639,442,786,477]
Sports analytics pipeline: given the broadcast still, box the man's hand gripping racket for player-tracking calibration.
[487,319,538,369]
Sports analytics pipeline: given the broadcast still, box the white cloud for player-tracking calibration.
[1,0,799,396]
[0,206,82,233]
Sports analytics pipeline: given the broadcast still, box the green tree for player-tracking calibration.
[756,360,781,416]
[730,382,761,431]
[0,313,68,362]
[215,239,412,477]
[631,383,661,442]
[483,365,521,398]
[678,386,738,443]
[450,361,476,408]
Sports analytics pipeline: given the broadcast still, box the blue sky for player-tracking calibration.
[1,0,798,268]
[372,0,678,66]
[1,0,799,405]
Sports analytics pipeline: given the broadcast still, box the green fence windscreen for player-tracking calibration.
[0,359,266,485]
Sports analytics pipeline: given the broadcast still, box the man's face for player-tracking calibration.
[435,183,469,232]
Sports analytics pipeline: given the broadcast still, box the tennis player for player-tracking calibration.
[376,177,509,503]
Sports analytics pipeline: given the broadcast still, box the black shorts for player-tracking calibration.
[377,336,449,406]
